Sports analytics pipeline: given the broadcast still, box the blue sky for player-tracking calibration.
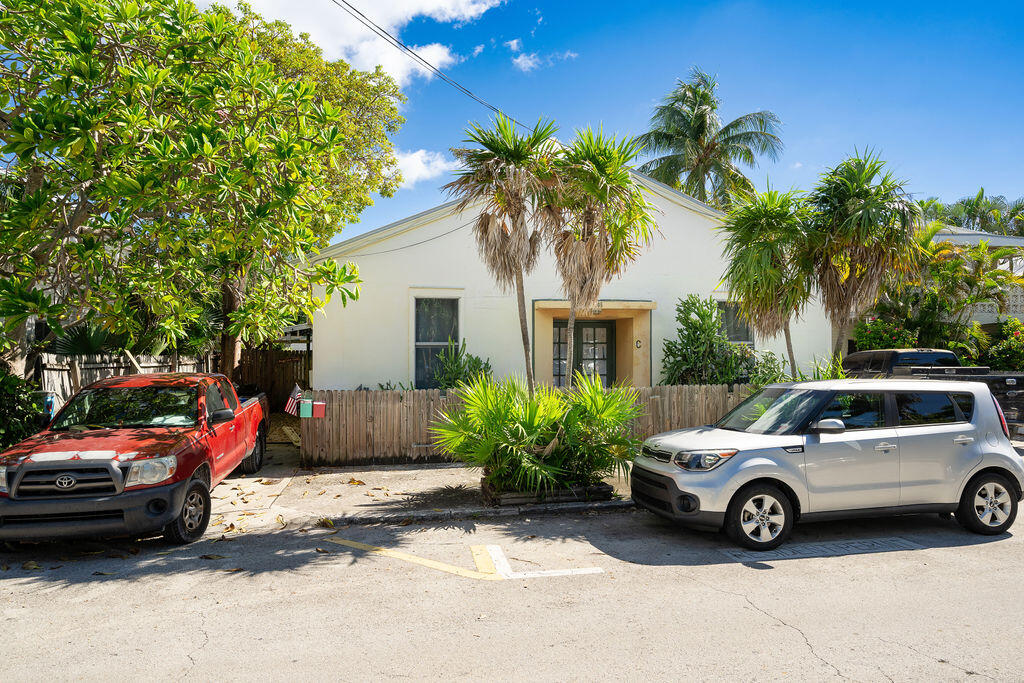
[216,1,1024,242]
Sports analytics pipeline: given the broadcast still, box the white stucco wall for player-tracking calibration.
[312,180,834,389]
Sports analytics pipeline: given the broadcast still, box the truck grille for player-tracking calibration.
[13,466,122,499]
[0,510,125,526]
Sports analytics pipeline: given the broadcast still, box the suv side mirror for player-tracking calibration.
[209,408,235,425]
[811,418,846,434]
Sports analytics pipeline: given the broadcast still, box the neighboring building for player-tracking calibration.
[311,175,834,390]
[936,225,1024,326]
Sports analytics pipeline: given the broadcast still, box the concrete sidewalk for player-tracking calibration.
[210,444,634,534]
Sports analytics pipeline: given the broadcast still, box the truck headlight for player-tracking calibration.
[673,449,737,471]
[0,466,7,493]
[124,455,177,487]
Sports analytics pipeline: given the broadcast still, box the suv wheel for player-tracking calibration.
[726,484,794,550]
[163,479,212,545]
[956,474,1018,535]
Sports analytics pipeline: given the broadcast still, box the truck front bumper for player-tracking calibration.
[0,479,188,541]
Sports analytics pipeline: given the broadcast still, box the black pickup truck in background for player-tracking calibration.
[843,348,1024,433]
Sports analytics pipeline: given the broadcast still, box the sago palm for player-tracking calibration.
[444,115,560,396]
[805,152,923,356]
[545,129,655,387]
[637,68,783,209]
[719,189,812,376]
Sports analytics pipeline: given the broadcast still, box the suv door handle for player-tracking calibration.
[953,435,975,445]
[874,442,897,451]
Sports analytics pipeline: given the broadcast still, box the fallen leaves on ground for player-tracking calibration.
[92,571,115,576]
[315,517,335,528]
[199,554,227,560]
[21,561,41,570]
[346,478,365,486]
[276,514,287,528]
[258,479,281,486]
[222,568,244,573]
[314,547,330,554]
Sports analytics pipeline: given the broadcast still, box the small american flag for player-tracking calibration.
[284,384,302,416]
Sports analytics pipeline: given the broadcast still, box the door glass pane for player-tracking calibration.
[818,392,885,430]
[583,327,594,343]
[595,327,606,343]
[896,392,957,425]
[415,298,458,343]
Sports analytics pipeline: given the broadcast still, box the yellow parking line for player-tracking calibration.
[470,545,497,575]
[325,537,504,581]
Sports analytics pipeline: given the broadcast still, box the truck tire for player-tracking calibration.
[163,479,212,545]
[955,473,1018,535]
[237,426,266,475]
[725,484,794,550]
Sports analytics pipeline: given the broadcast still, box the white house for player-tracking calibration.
[311,175,834,390]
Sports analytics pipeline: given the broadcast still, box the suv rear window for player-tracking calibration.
[895,392,958,425]
[892,352,959,367]
[952,393,975,420]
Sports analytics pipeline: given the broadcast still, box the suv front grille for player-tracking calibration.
[13,467,119,498]
[641,444,673,462]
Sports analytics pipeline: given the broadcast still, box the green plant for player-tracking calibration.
[661,295,754,385]
[433,338,492,390]
[986,318,1024,370]
[794,355,848,381]
[376,380,415,391]
[0,365,41,449]
[853,318,919,350]
[432,372,641,494]
[749,351,789,387]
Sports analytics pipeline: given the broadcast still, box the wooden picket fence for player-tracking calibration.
[38,353,208,408]
[299,383,752,466]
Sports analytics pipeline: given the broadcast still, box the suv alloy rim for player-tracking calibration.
[974,482,1012,527]
[740,494,785,543]
[182,490,205,532]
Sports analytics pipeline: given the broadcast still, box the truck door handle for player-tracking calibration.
[874,442,897,452]
[953,436,975,445]
[229,425,235,432]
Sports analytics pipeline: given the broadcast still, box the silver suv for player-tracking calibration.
[631,379,1024,550]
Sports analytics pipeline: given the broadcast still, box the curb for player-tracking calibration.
[324,498,637,526]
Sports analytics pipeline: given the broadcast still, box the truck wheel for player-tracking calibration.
[163,479,211,545]
[955,474,1018,535]
[237,427,265,475]
[725,484,794,550]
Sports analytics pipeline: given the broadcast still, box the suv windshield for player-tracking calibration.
[716,387,824,435]
[50,387,198,431]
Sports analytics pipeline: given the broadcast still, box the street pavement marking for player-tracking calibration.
[324,538,604,581]
[720,536,925,563]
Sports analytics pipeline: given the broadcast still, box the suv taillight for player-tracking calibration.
[993,396,1011,440]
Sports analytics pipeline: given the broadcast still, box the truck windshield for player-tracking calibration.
[716,388,824,435]
[50,387,199,430]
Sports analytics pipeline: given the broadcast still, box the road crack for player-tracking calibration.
[184,609,210,678]
[883,637,995,681]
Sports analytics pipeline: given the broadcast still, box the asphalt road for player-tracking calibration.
[2,508,1022,681]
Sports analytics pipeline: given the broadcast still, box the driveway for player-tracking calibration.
[1,506,1020,681]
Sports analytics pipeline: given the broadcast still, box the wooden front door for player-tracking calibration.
[553,320,616,387]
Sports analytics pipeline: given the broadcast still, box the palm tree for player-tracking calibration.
[719,189,812,377]
[545,129,655,387]
[444,115,560,396]
[637,68,783,209]
[805,153,923,356]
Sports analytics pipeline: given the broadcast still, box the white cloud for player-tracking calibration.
[512,52,541,72]
[504,38,522,52]
[790,161,804,169]
[194,0,502,87]
[472,44,485,57]
[395,149,459,188]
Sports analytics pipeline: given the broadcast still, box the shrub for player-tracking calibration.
[432,372,641,494]
[433,338,492,390]
[749,351,789,387]
[0,366,42,450]
[661,295,755,385]
[853,318,918,350]
[986,318,1024,370]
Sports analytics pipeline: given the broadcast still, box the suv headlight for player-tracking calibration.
[124,455,177,487]
[673,449,737,471]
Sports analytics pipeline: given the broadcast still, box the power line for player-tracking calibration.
[326,0,527,128]
[348,217,475,257]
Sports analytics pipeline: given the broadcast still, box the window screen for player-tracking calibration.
[896,392,958,425]
[415,298,458,389]
[718,302,753,344]
[817,392,886,430]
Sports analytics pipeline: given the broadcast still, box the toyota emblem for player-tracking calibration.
[54,474,77,490]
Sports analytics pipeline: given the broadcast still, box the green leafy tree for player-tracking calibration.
[661,294,756,385]
[0,364,40,450]
[637,68,783,209]
[719,189,812,376]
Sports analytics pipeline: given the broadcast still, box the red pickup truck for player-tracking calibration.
[0,373,268,544]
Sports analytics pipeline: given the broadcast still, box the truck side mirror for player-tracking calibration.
[810,418,846,434]
[209,408,235,425]
[36,413,51,429]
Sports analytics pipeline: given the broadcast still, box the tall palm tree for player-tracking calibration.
[545,129,655,387]
[806,153,923,356]
[444,115,560,396]
[637,68,783,209]
[719,189,812,376]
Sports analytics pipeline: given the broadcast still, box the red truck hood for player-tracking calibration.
[0,428,199,467]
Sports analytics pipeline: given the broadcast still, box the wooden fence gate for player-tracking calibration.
[237,347,312,412]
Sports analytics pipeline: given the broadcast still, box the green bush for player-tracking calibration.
[433,338,492,390]
[432,372,641,494]
[986,318,1024,370]
[0,366,42,450]
[749,351,789,387]
[853,318,918,350]
[661,295,755,385]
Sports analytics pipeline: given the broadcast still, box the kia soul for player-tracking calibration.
[630,379,1024,550]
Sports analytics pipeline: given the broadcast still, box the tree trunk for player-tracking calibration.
[565,307,576,388]
[3,320,30,379]
[783,321,798,379]
[832,317,852,358]
[219,275,246,381]
[513,268,534,397]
